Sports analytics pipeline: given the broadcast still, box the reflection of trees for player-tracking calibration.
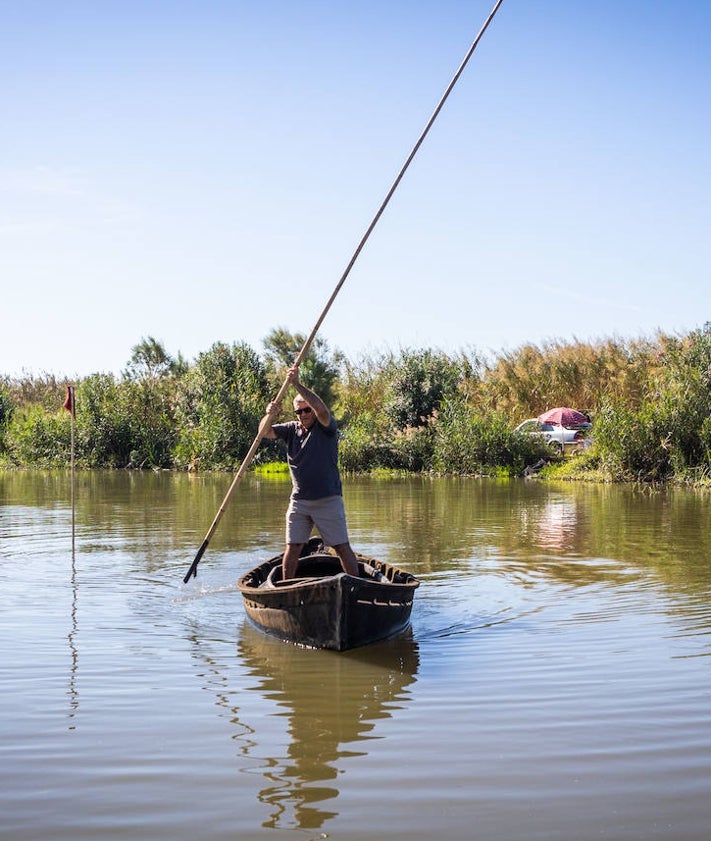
[6,472,711,592]
[9,467,709,621]
[187,624,418,834]
[344,476,594,572]
[344,477,711,592]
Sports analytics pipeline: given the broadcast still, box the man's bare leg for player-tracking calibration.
[282,543,304,580]
[333,542,359,577]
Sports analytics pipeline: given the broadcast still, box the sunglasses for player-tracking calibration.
[294,407,312,416]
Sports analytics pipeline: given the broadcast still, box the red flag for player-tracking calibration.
[63,385,75,417]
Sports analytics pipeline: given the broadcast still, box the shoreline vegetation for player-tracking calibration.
[2,325,711,487]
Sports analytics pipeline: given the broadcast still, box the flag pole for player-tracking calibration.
[63,385,76,551]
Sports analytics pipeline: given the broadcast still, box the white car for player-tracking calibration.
[514,418,592,454]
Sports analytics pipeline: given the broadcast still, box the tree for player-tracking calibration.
[173,342,270,470]
[124,336,186,381]
[0,386,13,452]
[121,337,184,467]
[383,349,464,429]
[262,327,343,409]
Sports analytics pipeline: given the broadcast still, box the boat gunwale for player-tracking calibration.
[237,543,420,596]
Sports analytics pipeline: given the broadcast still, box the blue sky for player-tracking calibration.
[2,1,710,378]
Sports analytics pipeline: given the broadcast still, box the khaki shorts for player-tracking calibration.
[285,495,349,547]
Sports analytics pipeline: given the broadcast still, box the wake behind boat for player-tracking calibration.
[237,538,420,651]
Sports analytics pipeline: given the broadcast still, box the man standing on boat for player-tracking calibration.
[259,364,360,580]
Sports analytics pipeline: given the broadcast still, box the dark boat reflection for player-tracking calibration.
[237,622,419,831]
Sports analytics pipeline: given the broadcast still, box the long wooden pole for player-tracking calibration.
[183,0,506,583]
[63,384,76,552]
[70,394,75,552]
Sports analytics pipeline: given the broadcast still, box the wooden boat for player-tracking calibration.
[237,538,420,651]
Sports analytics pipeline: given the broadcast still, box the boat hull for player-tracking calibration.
[237,544,419,651]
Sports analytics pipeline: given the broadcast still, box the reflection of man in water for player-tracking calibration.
[259,364,359,580]
[238,629,419,831]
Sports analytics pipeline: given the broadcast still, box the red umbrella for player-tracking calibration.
[537,407,588,426]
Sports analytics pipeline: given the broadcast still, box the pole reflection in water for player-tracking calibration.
[195,624,419,833]
[67,545,79,729]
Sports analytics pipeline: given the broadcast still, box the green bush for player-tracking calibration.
[172,342,270,470]
[339,412,390,472]
[383,349,463,429]
[591,324,711,482]
[434,398,547,476]
[4,325,711,484]
[385,423,436,472]
[0,387,14,454]
[699,416,711,471]
[592,400,671,482]
[4,405,71,467]
[74,374,134,468]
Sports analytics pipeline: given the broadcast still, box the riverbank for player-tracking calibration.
[3,324,711,483]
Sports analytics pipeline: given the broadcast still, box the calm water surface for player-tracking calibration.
[1,471,710,841]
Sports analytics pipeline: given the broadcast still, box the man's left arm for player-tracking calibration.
[288,367,331,426]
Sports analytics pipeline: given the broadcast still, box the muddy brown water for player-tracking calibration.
[2,471,710,841]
